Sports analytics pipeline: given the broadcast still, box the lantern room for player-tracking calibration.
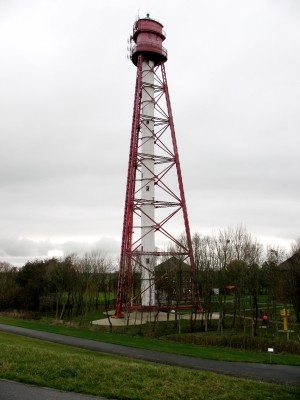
[131,14,168,66]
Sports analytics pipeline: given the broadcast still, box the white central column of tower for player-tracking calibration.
[141,60,155,306]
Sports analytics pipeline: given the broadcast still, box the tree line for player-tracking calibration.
[0,227,299,332]
[0,251,116,321]
[191,228,300,335]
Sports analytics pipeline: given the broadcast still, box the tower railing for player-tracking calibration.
[131,43,168,59]
[133,17,166,37]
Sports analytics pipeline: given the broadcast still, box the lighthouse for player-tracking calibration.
[114,14,199,317]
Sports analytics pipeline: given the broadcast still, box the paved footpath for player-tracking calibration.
[0,379,109,400]
[0,324,299,390]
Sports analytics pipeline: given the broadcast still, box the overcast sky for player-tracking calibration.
[1,0,299,266]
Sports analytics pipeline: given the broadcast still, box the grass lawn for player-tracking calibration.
[1,316,300,366]
[0,332,299,400]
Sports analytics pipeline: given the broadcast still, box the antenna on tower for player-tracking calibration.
[126,39,131,60]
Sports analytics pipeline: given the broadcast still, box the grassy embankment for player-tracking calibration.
[0,315,300,366]
[0,331,299,400]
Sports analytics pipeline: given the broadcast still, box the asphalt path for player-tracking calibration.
[0,379,110,400]
[0,323,299,392]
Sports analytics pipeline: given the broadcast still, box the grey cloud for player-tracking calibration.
[0,235,54,257]
[0,234,120,266]
[61,238,120,256]
[0,0,299,265]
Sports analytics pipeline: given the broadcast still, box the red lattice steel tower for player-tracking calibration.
[114,14,200,317]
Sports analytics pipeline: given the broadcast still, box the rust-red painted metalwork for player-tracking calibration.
[114,16,202,317]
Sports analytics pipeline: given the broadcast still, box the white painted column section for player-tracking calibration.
[141,60,155,306]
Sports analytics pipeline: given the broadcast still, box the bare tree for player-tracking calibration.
[242,236,263,337]
[227,259,247,329]
[262,246,285,336]
[291,238,300,255]
[281,241,300,325]
[0,261,18,309]
[228,226,257,330]
[193,233,215,332]
[211,229,233,334]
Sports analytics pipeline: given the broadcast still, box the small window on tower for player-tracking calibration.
[146,258,150,264]
[146,120,149,125]
[146,186,150,191]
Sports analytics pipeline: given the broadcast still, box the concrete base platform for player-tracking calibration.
[92,311,219,326]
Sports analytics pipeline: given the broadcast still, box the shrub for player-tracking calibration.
[163,333,300,355]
